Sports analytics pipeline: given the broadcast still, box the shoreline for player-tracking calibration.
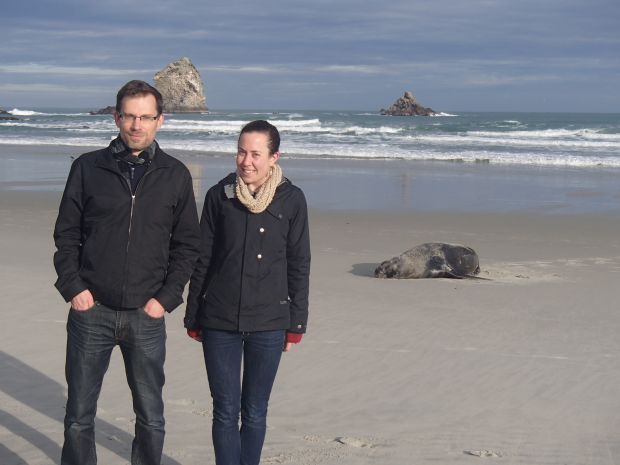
[1,143,620,216]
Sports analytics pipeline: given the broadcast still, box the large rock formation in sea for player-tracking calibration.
[89,57,208,115]
[381,91,436,116]
[154,57,208,113]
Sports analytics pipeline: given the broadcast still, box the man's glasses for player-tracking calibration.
[119,113,160,124]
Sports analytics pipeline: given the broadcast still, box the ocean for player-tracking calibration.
[1,109,619,214]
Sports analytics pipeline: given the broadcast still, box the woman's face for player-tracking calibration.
[236,131,279,191]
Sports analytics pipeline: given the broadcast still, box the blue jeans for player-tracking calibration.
[202,329,285,465]
[61,303,166,465]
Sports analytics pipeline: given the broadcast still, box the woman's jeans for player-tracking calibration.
[61,303,166,465]
[202,329,285,465]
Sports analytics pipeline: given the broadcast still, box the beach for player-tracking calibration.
[1,143,619,464]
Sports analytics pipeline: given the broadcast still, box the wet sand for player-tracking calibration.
[2,143,620,215]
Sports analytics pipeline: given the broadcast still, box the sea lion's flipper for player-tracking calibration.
[461,274,492,281]
[442,270,465,279]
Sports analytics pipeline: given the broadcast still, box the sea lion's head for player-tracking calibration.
[374,256,402,278]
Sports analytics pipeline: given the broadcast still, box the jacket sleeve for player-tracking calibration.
[53,159,88,302]
[153,170,201,312]
[184,185,220,328]
[286,189,311,333]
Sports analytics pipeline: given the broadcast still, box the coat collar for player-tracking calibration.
[95,136,172,172]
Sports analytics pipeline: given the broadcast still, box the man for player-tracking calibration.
[53,80,200,465]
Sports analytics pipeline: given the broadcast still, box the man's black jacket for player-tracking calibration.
[53,142,201,311]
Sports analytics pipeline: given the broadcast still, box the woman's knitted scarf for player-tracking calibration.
[235,164,283,213]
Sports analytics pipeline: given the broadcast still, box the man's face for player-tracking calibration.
[236,131,279,191]
[114,94,164,155]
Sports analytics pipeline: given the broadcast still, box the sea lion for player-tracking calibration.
[375,243,481,279]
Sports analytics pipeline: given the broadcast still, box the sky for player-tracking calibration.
[1,0,619,112]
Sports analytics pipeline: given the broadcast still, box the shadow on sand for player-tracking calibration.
[350,262,379,277]
[0,350,182,465]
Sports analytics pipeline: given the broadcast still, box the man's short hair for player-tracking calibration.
[116,80,164,115]
[239,120,281,155]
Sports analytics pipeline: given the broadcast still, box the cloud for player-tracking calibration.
[203,65,290,75]
[203,64,388,76]
[0,64,150,77]
[0,83,111,94]
[314,65,385,75]
[461,74,562,87]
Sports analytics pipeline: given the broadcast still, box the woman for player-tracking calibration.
[184,120,310,465]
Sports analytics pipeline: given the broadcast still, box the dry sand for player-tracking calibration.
[1,190,619,464]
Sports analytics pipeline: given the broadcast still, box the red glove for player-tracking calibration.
[286,332,303,344]
[187,328,202,342]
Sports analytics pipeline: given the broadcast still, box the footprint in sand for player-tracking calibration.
[191,408,212,416]
[464,449,503,457]
[333,436,375,448]
[166,398,195,406]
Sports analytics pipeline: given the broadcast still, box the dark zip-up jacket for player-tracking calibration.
[184,173,310,333]
[53,140,201,311]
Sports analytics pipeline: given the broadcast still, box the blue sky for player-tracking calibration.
[1,0,618,112]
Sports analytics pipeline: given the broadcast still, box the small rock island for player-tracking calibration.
[381,91,436,116]
[89,106,116,115]
[0,106,19,120]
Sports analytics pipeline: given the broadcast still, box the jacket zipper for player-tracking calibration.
[120,165,154,306]
[127,166,136,251]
